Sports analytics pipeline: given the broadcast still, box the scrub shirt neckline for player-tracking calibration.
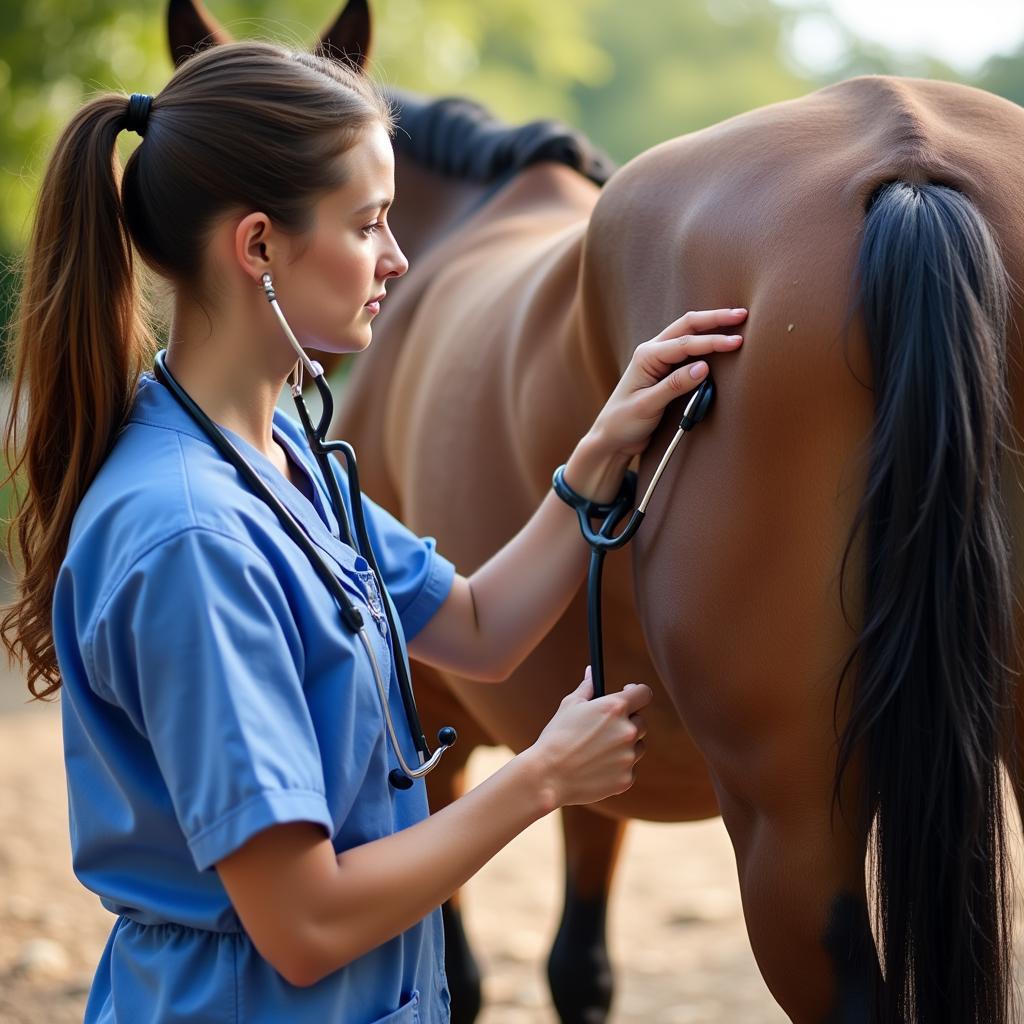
[137,372,385,618]
[223,422,371,570]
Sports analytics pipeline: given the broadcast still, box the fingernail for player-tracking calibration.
[731,307,747,314]
[688,361,707,379]
[729,335,742,342]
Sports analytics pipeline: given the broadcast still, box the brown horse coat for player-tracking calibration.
[338,75,1024,1019]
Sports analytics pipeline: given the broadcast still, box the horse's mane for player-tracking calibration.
[385,88,617,187]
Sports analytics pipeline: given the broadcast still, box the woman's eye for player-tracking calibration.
[361,221,383,236]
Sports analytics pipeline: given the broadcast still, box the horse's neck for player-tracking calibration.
[343,155,637,503]
[472,165,622,486]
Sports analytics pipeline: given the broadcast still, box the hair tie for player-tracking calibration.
[124,93,153,137]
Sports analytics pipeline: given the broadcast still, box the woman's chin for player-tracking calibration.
[346,328,374,353]
[306,327,373,356]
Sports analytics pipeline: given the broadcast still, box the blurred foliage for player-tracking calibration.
[1,0,1023,331]
[977,39,1024,107]
[0,0,609,259]
[572,0,814,163]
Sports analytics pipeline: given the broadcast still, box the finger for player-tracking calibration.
[655,307,747,340]
[629,712,647,740]
[633,738,646,764]
[640,362,709,411]
[621,682,653,712]
[654,333,743,364]
[573,667,594,701]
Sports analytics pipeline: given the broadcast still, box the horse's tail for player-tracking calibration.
[837,181,1016,1023]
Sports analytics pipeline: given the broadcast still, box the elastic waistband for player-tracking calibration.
[113,911,244,936]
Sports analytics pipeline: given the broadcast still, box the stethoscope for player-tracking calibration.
[552,378,714,698]
[153,272,456,790]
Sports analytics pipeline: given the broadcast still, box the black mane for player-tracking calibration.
[385,88,616,187]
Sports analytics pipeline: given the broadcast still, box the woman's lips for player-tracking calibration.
[365,293,385,315]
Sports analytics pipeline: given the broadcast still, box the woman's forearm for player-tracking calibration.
[229,750,553,987]
[305,750,552,980]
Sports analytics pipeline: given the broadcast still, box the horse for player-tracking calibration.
[168,3,1024,1022]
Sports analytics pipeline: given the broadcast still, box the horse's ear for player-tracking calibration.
[167,0,233,68]
[318,0,372,70]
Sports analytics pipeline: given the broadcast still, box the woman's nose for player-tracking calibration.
[382,234,409,280]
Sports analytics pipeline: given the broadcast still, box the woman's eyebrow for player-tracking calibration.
[353,197,393,216]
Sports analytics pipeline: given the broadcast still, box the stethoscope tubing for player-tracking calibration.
[259,271,456,783]
[153,349,454,789]
[553,377,715,697]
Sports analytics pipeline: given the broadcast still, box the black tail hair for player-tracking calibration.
[838,181,1016,1023]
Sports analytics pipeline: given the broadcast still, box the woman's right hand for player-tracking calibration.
[527,667,651,809]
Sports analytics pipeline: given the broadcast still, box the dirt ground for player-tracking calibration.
[0,682,1019,1023]
[0,681,790,1024]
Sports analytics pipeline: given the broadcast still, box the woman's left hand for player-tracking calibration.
[565,308,746,503]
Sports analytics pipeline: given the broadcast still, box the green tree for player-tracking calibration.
[571,0,814,163]
[568,0,972,165]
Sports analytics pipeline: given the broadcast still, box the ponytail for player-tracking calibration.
[2,43,392,698]
[2,94,152,697]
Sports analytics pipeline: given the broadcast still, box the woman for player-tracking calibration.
[3,42,745,1023]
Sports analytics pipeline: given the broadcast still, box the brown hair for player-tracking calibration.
[2,42,392,697]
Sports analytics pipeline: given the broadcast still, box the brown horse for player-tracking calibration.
[169,3,1024,1022]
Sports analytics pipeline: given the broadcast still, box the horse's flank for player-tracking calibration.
[351,73,1024,813]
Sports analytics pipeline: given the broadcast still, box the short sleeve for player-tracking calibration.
[85,529,334,871]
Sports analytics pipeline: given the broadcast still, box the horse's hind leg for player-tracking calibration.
[547,805,627,1024]
[717,779,881,1023]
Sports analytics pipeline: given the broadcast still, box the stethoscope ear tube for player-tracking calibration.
[290,376,450,775]
[153,349,456,789]
[260,267,458,786]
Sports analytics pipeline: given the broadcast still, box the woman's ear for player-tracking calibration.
[234,212,274,284]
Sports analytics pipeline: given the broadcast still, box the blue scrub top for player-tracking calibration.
[53,373,456,1023]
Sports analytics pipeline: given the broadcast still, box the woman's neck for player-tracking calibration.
[166,295,296,460]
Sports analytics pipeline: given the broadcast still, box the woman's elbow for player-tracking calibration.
[271,932,354,989]
[463,653,515,683]
[277,958,334,990]
[277,956,323,990]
